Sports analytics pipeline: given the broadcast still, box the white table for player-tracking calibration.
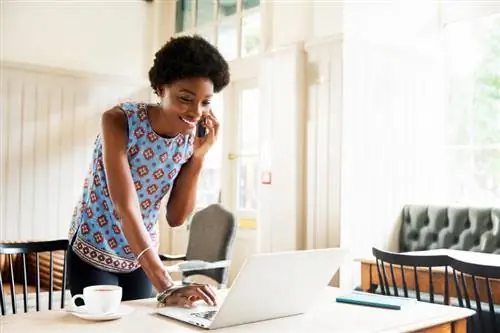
[0,288,474,333]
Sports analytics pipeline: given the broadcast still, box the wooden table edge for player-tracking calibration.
[412,318,468,333]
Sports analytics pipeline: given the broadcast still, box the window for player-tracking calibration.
[174,0,261,61]
[444,13,500,205]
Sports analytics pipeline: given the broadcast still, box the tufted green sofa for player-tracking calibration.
[398,205,500,254]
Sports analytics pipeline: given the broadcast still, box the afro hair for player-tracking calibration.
[148,35,230,95]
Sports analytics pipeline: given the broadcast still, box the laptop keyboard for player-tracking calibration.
[191,310,217,321]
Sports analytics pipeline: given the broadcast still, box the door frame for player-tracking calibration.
[220,77,259,224]
[220,56,260,230]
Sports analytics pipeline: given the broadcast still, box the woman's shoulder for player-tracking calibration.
[100,102,145,138]
[116,101,146,113]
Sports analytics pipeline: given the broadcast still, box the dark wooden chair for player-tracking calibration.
[372,247,451,304]
[450,257,500,333]
[0,239,69,315]
[159,204,236,288]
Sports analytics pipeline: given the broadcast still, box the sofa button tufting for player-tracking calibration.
[487,220,493,230]
[464,220,471,229]
[454,236,459,244]
[474,238,480,246]
[444,219,449,227]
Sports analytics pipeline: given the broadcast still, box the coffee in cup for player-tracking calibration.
[71,285,122,314]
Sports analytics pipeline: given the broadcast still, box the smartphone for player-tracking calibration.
[196,121,207,138]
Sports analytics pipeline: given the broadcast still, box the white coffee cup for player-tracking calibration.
[71,285,122,314]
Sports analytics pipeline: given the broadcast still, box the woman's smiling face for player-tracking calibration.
[158,77,214,134]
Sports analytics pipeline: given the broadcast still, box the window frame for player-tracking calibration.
[174,0,261,60]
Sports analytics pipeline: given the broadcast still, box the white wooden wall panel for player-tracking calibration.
[0,62,149,241]
[304,36,343,251]
[257,43,307,253]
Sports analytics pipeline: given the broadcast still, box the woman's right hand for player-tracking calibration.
[162,283,217,308]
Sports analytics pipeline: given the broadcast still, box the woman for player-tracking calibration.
[67,35,230,308]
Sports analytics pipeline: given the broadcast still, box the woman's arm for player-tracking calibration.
[101,107,172,292]
[165,156,204,227]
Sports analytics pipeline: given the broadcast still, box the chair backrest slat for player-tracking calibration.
[8,255,16,314]
[413,266,421,301]
[381,261,391,295]
[21,254,28,313]
[61,251,67,309]
[460,272,471,308]
[0,239,69,316]
[485,278,497,331]
[471,275,486,333]
[0,273,4,315]
[389,264,398,296]
[400,264,409,298]
[452,268,464,307]
[375,259,386,295]
[48,251,53,310]
[35,253,40,312]
[413,266,420,301]
[444,266,449,305]
[428,267,434,303]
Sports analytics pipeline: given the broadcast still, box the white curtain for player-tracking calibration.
[339,1,447,288]
[340,39,447,288]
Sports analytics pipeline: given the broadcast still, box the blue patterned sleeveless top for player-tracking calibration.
[68,102,194,273]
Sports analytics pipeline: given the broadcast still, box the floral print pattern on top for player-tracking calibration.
[68,102,194,273]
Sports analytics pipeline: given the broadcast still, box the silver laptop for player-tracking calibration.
[156,247,349,330]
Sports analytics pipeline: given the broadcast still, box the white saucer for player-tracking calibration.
[67,305,134,321]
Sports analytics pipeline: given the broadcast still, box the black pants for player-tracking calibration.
[67,248,153,305]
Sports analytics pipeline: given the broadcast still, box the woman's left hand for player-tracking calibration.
[161,283,217,308]
[192,110,219,158]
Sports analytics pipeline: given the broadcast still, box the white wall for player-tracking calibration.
[0,63,149,241]
[0,0,153,241]
[266,0,343,47]
[1,0,153,78]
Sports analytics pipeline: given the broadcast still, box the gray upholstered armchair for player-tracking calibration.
[159,204,237,288]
